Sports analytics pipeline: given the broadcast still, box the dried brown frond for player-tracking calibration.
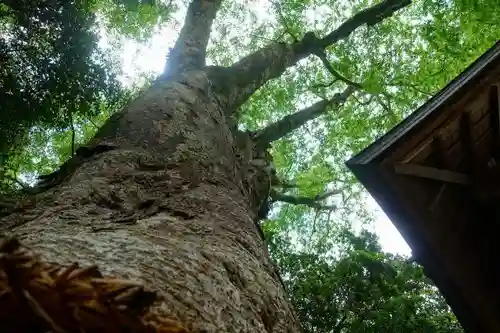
[0,236,189,333]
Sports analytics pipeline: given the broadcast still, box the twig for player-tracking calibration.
[389,81,433,97]
[271,0,300,42]
[314,50,364,89]
[270,189,338,210]
[308,209,321,245]
[68,109,76,157]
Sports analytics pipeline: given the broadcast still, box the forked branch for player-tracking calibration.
[164,0,222,77]
[219,0,411,111]
[314,50,397,119]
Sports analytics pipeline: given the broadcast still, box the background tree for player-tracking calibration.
[269,228,463,332]
[0,0,174,193]
[2,0,500,331]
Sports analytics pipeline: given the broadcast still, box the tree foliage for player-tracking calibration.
[0,0,113,151]
[0,0,174,193]
[207,0,500,251]
[270,228,463,332]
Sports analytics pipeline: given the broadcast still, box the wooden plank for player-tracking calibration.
[432,135,449,168]
[445,113,492,168]
[466,89,491,124]
[394,163,471,185]
[489,85,500,150]
[401,91,491,165]
[460,112,476,175]
[450,129,493,173]
[348,41,500,167]
[429,136,449,211]
[386,168,500,333]
[390,66,500,164]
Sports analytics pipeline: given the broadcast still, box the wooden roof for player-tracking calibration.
[347,40,500,333]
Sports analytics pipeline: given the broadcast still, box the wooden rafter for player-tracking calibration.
[432,135,450,169]
[394,163,471,185]
[459,111,476,175]
[429,136,450,211]
[489,85,500,153]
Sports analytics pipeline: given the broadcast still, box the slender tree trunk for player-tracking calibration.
[1,70,300,332]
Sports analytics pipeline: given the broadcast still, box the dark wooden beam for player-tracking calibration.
[429,136,450,211]
[489,85,500,154]
[460,111,476,175]
[394,163,472,185]
[432,135,450,168]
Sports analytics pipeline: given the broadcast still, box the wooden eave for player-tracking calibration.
[347,40,500,333]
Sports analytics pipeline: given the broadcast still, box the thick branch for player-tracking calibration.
[270,189,338,210]
[254,86,355,147]
[164,0,222,77]
[220,0,411,110]
[211,42,306,110]
[318,0,411,48]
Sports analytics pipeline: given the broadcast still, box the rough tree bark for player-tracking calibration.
[0,0,411,332]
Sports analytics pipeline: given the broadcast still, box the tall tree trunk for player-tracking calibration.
[1,70,300,332]
[0,0,412,330]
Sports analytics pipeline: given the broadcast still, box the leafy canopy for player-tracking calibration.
[0,0,174,192]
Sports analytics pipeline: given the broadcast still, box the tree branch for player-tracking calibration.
[314,189,341,201]
[352,93,375,106]
[275,181,300,190]
[275,180,341,192]
[318,0,411,48]
[272,0,300,42]
[211,42,306,110]
[307,209,321,244]
[313,51,399,125]
[312,79,338,89]
[218,0,411,110]
[87,117,99,130]
[270,189,338,210]
[389,80,433,97]
[314,50,363,89]
[68,110,75,157]
[163,0,222,78]
[253,86,356,148]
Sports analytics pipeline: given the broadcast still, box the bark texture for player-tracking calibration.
[1,70,300,332]
[207,0,412,114]
[253,86,356,149]
[0,0,413,331]
[165,0,222,77]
